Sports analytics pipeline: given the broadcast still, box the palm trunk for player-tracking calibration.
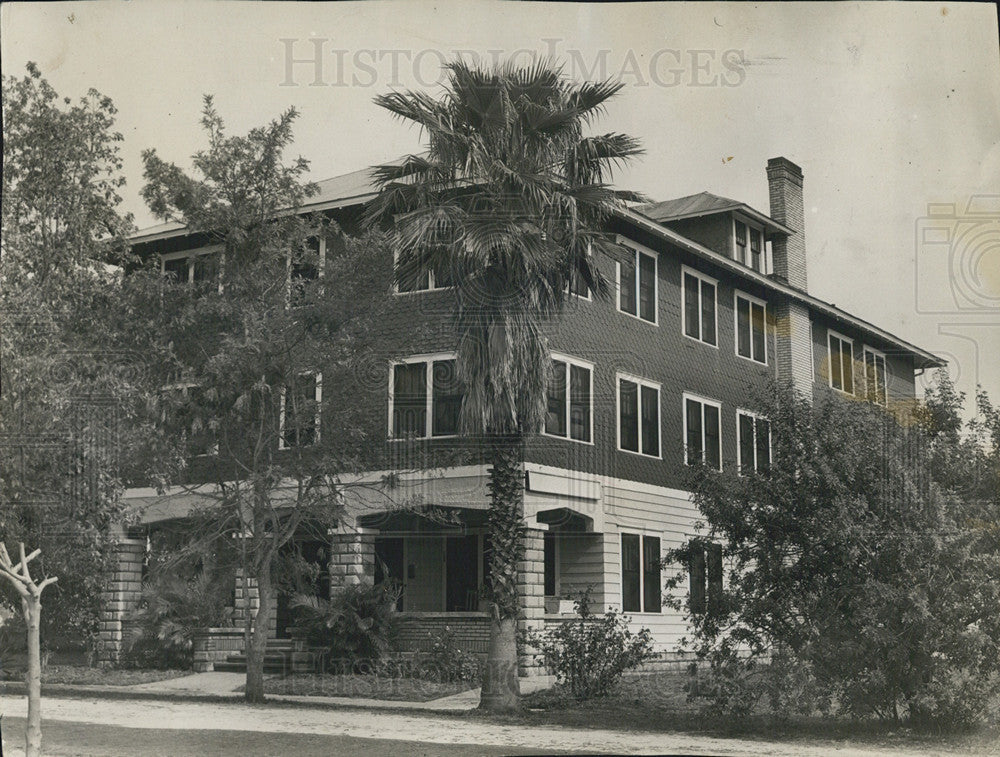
[244,565,272,704]
[479,434,524,713]
[23,595,43,757]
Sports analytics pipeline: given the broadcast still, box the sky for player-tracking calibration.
[3,0,999,412]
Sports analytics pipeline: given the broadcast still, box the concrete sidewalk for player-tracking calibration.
[2,671,556,712]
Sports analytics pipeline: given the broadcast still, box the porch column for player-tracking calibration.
[97,538,146,664]
[328,529,376,590]
[517,527,546,676]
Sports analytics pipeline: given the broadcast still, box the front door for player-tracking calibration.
[445,535,480,611]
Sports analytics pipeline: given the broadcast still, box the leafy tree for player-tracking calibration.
[133,97,395,703]
[364,59,643,712]
[1,63,138,660]
[668,378,1000,726]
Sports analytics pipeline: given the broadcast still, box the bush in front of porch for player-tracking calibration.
[528,589,657,701]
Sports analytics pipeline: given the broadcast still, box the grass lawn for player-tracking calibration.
[261,673,475,702]
[479,670,1000,755]
[37,665,189,686]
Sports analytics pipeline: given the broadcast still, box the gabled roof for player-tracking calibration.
[636,192,793,236]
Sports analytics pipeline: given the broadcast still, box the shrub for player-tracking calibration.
[421,626,482,683]
[292,581,400,667]
[122,569,233,670]
[529,590,657,700]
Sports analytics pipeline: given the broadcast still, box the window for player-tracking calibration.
[688,540,723,616]
[750,227,763,272]
[684,394,722,470]
[734,221,747,265]
[734,218,766,273]
[864,347,888,406]
[828,331,855,394]
[737,410,771,474]
[160,248,223,290]
[544,356,593,443]
[735,292,767,364]
[682,267,717,346]
[279,372,322,449]
[394,249,454,293]
[389,356,462,438]
[621,533,661,613]
[568,267,590,299]
[618,375,660,457]
[617,241,657,323]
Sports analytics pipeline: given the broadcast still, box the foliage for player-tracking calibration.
[529,590,656,700]
[122,552,234,670]
[667,376,1000,726]
[292,582,401,666]
[364,57,644,710]
[130,96,396,702]
[419,626,483,684]
[0,609,28,679]
[1,63,139,658]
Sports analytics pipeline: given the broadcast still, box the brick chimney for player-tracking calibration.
[767,157,813,396]
[766,157,807,290]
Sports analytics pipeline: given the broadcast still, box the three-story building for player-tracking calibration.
[104,156,943,672]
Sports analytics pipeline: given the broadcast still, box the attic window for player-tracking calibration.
[733,219,765,274]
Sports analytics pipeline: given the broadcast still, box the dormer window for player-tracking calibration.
[733,218,766,274]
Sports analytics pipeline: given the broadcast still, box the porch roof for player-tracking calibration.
[358,504,487,534]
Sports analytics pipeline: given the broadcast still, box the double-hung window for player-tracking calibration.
[682,267,717,346]
[734,291,767,364]
[734,218,766,273]
[737,410,771,475]
[621,533,661,613]
[863,347,888,406]
[684,393,722,470]
[617,241,657,323]
[617,374,660,457]
[544,355,593,443]
[828,330,855,395]
[389,356,462,438]
[279,372,322,449]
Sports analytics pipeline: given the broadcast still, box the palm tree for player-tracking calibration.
[365,59,643,712]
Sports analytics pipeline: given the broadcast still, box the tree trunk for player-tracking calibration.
[23,595,43,757]
[244,566,272,704]
[479,435,524,713]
